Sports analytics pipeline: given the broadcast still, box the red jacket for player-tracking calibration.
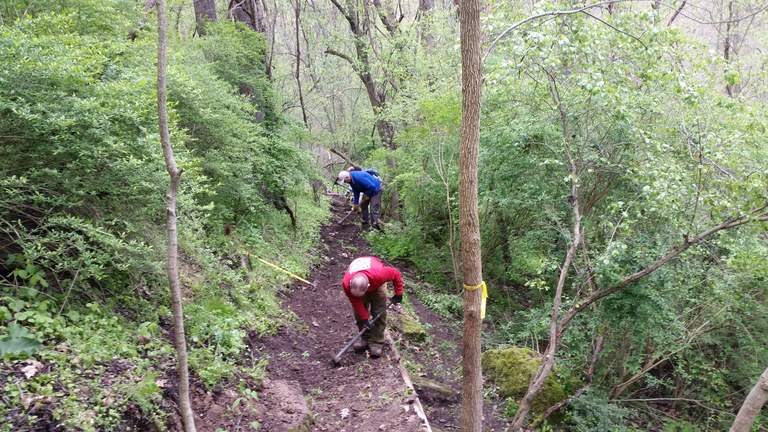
[343,256,403,320]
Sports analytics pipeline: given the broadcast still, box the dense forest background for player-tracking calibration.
[1,0,767,430]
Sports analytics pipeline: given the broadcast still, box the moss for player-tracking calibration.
[481,347,567,416]
[389,307,428,342]
[399,312,428,342]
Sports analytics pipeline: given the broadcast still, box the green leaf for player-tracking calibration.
[0,324,42,359]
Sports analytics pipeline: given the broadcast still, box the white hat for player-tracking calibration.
[337,170,350,184]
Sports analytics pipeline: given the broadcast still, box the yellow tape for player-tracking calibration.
[481,282,488,320]
[463,282,484,290]
[464,281,488,320]
[256,257,313,286]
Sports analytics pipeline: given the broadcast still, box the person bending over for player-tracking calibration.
[342,256,404,358]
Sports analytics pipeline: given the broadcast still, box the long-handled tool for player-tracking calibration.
[332,303,394,364]
[337,209,356,225]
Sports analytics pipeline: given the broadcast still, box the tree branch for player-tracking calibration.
[531,331,606,427]
[329,0,358,33]
[329,147,357,167]
[484,0,768,63]
[484,0,634,63]
[667,0,687,26]
[372,0,398,33]
[581,11,646,49]
[559,210,768,334]
[510,71,584,431]
[324,48,358,70]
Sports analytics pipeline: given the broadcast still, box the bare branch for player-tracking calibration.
[581,11,646,49]
[667,0,687,25]
[324,48,357,69]
[484,0,634,63]
[329,147,357,167]
[484,0,768,63]
[532,331,606,427]
[559,210,768,334]
[510,71,584,430]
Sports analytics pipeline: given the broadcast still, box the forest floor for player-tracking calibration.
[187,196,510,431]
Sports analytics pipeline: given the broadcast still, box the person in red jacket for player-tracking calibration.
[342,256,404,358]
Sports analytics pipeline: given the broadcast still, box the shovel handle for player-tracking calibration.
[333,303,394,363]
[337,209,355,225]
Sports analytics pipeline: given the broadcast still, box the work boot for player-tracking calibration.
[369,343,383,358]
[361,222,370,231]
[353,338,368,353]
[372,223,383,232]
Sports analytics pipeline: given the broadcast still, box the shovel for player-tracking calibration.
[332,303,394,364]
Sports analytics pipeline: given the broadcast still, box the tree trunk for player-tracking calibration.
[156,1,197,430]
[457,0,483,430]
[229,0,273,79]
[730,367,768,432]
[193,0,216,36]
[293,0,309,128]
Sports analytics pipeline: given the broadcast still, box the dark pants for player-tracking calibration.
[360,191,381,226]
[353,284,387,345]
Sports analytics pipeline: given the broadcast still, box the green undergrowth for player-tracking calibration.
[1,203,328,431]
[399,276,463,320]
[369,228,455,288]
[0,1,330,429]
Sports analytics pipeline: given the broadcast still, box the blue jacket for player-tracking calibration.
[349,171,382,204]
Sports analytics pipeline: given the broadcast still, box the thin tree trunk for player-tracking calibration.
[730,367,768,432]
[458,0,483,430]
[264,0,276,80]
[293,0,309,128]
[386,156,400,221]
[531,331,606,428]
[724,1,734,97]
[157,1,196,430]
[511,74,583,431]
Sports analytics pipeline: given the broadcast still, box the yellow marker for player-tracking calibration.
[255,257,313,286]
[481,282,488,320]
[463,280,488,320]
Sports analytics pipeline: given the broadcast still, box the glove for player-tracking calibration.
[390,294,403,304]
[362,318,374,331]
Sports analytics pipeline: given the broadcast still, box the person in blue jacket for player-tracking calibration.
[338,169,382,230]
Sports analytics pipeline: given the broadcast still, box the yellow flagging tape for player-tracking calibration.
[255,257,313,286]
[463,281,489,320]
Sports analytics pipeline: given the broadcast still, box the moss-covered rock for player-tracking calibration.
[481,347,567,416]
[389,308,428,342]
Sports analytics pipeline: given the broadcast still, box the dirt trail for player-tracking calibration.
[229,197,508,431]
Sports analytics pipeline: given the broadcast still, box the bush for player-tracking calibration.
[481,347,567,416]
